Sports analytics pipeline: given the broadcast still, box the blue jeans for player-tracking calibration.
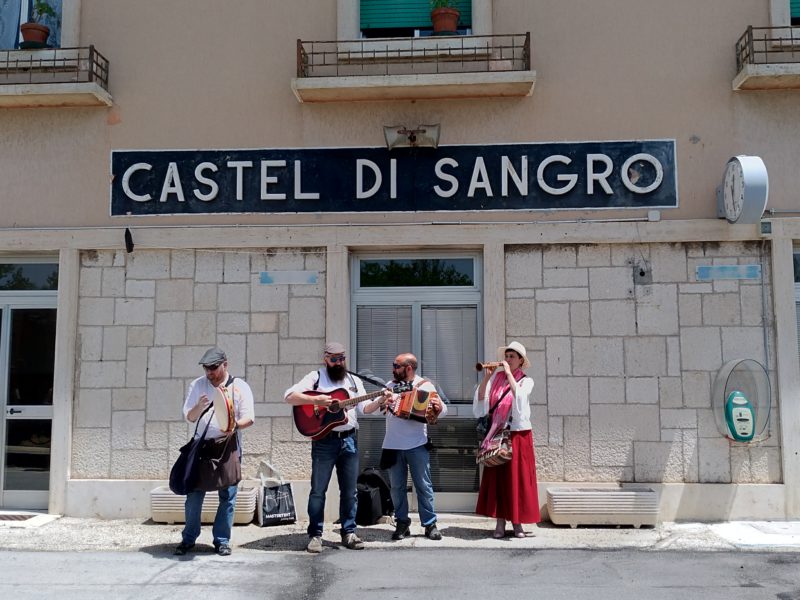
[389,444,436,527]
[181,484,238,547]
[307,434,359,538]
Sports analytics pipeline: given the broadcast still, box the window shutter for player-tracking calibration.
[792,0,800,18]
[0,0,23,49]
[360,0,472,30]
[356,305,412,386]
[420,305,478,403]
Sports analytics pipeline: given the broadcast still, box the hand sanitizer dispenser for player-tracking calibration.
[724,390,755,442]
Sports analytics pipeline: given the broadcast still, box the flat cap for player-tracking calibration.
[323,342,346,355]
[198,347,227,365]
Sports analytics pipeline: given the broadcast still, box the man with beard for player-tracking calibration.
[285,342,390,553]
[362,352,446,541]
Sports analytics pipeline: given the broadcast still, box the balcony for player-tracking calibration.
[0,46,111,108]
[733,26,800,90]
[292,33,536,103]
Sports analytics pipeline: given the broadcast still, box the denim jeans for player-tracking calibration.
[181,484,238,547]
[307,434,359,538]
[389,444,436,527]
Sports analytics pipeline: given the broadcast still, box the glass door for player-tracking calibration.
[0,305,57,509]
[0,261,59,509]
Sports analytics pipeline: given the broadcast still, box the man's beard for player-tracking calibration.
[392,371,404,383]
[326,364,346,381]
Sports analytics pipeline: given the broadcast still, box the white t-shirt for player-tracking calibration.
[284,369,368,432]
[378,375,448,450]
[183,375,255,440]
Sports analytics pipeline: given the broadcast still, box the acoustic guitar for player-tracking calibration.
[293,382,413,440]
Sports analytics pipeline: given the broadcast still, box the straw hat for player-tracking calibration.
[496,341,530,369]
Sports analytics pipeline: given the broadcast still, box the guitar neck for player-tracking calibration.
[336,389,386,410]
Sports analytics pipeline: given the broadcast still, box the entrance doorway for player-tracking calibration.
[0,262,58,509]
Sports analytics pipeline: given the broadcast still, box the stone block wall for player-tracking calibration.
[505,241,781,484]
[73,247,326,481]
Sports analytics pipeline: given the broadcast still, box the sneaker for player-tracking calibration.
[392,522,411,540]
[215,544,232,556]
[341,532,365,550]
[307,536,323,554]
[173,542,194,556]
[424,523,442,541]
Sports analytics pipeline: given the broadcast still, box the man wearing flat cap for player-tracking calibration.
[285,341,390,553]
[174,347,254,557]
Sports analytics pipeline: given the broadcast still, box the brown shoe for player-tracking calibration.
[341,532,364,550]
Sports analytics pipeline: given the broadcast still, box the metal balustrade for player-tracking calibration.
[0,45,109,90]
[736,26,800,72]
[297,33,530,78]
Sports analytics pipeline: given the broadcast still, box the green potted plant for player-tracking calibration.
[430,0,461,35]
[20,0,58,47]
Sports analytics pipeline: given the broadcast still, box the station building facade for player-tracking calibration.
[1,0,799,520]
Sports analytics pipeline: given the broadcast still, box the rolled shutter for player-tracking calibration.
[360,0,472,31]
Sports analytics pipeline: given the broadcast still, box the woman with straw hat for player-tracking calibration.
[473,341,540,538]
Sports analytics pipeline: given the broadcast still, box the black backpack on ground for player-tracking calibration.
[355,467,393,526]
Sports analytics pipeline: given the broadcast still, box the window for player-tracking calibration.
[338,0,491,40]
[352,255,481,404]
[360,0,472,38]
[0,0,61,49]
[0,263,58,291]
[771,0,800,27]
[352,252,482,495]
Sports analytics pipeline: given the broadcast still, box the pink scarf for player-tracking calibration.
[480,368,524,451]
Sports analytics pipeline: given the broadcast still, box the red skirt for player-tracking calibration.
[475,429,540,524]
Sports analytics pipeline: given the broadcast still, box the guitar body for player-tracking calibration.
[292,388,352,440]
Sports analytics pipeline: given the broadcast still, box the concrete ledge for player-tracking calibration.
[63,479,790,520]
[292,70,536,102]
[0,82,112,107]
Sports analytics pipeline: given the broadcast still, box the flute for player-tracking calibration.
[475,361,503,371]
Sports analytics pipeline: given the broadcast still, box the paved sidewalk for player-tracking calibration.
[2,512,800,553]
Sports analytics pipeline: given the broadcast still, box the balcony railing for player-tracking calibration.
[736,26,800,71]
[297,33,530,78]
[0,45,109,90]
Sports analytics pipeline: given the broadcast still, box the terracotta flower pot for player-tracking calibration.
[20,23,50,45]
[431,7,460,34]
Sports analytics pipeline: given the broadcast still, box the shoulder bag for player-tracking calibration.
[168,404,214,495]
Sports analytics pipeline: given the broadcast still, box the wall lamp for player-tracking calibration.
[383,124,440,150]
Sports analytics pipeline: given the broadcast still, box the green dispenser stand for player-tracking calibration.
[724,390,755,442]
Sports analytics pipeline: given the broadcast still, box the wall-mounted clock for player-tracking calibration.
[716,155,768,224]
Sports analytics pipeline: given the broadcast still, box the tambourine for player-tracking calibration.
[211,385,235,433]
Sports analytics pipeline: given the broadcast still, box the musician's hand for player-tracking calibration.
[312,394,333,408]
[502,360,512,375]
[381,389,393,404]
[429,395,442,414]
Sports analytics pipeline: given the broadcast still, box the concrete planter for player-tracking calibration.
[546,486,659,528]
[150,482,258,525]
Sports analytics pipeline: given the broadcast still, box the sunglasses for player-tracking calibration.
[203,362,223,371]
[392,363,408,369]
[327,355,346,364]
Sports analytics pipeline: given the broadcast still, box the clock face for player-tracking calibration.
[723,159,745,222]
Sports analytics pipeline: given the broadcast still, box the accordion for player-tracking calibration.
[391,389,440,424]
